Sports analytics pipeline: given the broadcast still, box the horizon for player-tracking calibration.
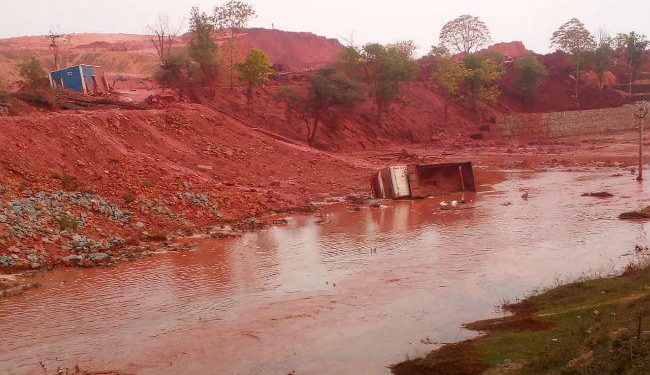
[1,0,649,56]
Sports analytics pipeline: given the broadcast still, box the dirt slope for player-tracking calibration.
[0,105,369,270]
[0,28,342,82]
[240,28,342,70]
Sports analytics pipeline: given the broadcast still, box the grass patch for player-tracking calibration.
[51,171,81,191]
[393,259,650,374]
[56,214,79,231]
[142,179,155,188]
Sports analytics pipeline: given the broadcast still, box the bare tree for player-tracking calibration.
[213,0,256,90]
[439,15,492,54]
[147,14,183,65]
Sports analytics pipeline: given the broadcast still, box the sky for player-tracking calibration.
[1,0,649,55]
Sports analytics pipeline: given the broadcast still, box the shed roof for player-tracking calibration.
[49,64,102,74]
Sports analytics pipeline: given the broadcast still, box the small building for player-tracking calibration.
[49,65,109,94]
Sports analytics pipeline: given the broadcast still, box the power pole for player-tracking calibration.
[48,31,63,70]
[635,101,649,181]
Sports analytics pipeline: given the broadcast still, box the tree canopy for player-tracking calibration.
[236,48,273,111]
[213,0,255,32]
[550,18,595,56]
[213,0,256,89]
[156,51,191,99]
[514,54,548,97]
[188,7,220,84]
[615,32,649,89]
[274,66,363,143]
[463,51,504,106]
[550,18,595,100]
[589,31,615,100]
[16,57,48,90]
[359,41,418,122]
[439,15,492,54]
[429,46,467,121]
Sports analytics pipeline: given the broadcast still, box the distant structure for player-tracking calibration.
[49,65,109,94]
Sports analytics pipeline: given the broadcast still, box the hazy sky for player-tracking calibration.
[1,0,649,55]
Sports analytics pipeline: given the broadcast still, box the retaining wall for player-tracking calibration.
[492,105,638,138]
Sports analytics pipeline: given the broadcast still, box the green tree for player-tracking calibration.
[16,57,48,90]
[429,46,467,122]
[439,15,492,54]
[334,45,365,79]
[514,53,548,98]
[463,51,504,107]
[213,0,256,90]
[236,48,273,112]
[550,18,595,101]
[156,51,191,99]
[615,32,649,96]
[589,31,615,101]
[274,66,363,144]
[360,41,418,123]
[188,6,219,85]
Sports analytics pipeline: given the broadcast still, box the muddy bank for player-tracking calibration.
[392,258,650,375]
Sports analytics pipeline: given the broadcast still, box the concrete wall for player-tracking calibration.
[492,105,638,138]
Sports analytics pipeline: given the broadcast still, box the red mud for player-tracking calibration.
[2,169,649,374]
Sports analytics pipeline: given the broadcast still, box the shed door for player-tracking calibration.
[389,165,411,198]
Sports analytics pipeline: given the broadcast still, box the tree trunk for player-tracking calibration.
[597,75,603,102]
[639,116,644,181]
[309,113,321,143]
[444,101,449,125]
[376,98,382,125]
[629,60,634,99]
[230,32,235,91]
[575,63,580,104]
[304,119,311,143]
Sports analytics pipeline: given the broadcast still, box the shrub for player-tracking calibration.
[52,171,81,191]
[121,191,136,204]
[16,57,48,90]
[148,231,168,241]
[56,214,79,231]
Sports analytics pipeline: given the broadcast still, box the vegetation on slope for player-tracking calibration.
[393,258,650,374]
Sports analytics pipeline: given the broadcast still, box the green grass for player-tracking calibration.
[393,260,650,374]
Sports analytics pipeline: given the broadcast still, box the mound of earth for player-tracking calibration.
[0,105,369,272]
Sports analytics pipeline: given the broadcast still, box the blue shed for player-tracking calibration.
[49,65,108,94]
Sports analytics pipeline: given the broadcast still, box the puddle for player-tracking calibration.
[1,168,649,375]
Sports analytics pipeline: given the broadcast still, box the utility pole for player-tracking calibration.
[48,31,63,70]
[635,101,649,181]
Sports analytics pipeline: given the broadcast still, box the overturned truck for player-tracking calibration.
[371,162,476,199]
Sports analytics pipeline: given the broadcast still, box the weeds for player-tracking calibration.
[51,171,81,191]
[148,231,168,241]
[121,191,136,204]
[56,214,79,231]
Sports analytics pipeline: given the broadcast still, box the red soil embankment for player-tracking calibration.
[0,105,369,270]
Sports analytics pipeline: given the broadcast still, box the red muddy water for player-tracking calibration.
[1,168,649,375]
